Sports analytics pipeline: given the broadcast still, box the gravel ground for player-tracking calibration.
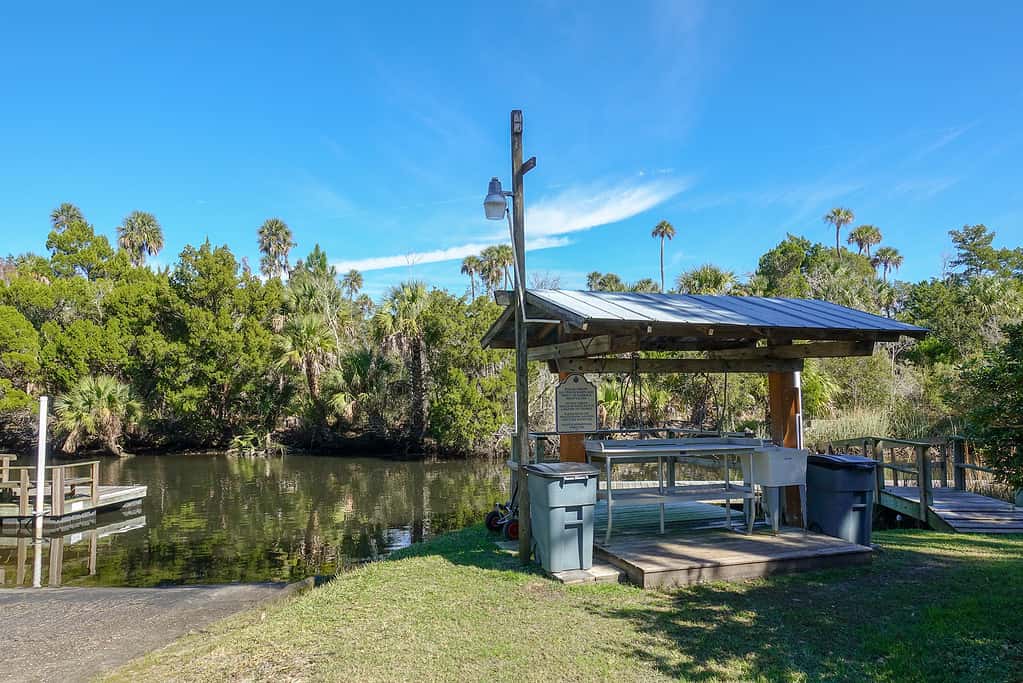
[0,582,304,682]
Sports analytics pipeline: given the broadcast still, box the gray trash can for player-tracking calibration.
[523,462,599,573]
[805,454,876,545]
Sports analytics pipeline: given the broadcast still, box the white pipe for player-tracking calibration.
[33,395,48,587]
[793,371,804,450]
[32,537,42,588]
[34,396,48,532]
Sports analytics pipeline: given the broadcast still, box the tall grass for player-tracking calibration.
[804,408,890,450]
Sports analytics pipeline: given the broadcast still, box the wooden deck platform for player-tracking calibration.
[882,486,1023,534]
[0,485,147,531]
[596,529,872,589]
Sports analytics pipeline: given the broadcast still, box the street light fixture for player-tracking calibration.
[483,177,510,220]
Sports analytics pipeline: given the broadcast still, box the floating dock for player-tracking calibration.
[0,459,147,531]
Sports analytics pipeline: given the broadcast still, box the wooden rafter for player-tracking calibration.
[527,334,639,362]
[554,357,804,374]
[709,340,874,360]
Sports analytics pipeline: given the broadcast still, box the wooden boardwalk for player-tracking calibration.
[882,486,1023,534]
[596,529,872,589]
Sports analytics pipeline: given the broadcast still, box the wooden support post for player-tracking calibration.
[48,536,63,587]
[872,439,884,498]
[16,536,27,586]
[88,530,98,575]
[19,469,30,516]
[511,109,531,564]
[51,466,64,517]
[939,443,949,489]
[91,461,100,505]
[768,371,803,527]
[891,447,899,487]
[916,445,931,523]
[952,438,966,490]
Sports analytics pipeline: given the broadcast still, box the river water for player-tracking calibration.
[0,453,507,588]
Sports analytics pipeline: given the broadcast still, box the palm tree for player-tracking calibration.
[341,269,363,300]
[847,224,882,257]
[117,210,164,266]
[460,255,481,299]
[630,278,660,293]
[257,218,296,279]
[55,375,141,456]
[493,244,514,288]
[50,203,84,231]
[872,246,904,283]
[479,246,511,292]
[276,313,333,400]
[823,207,855,257]
[587,272,627,292]
[651,220,676,292]
[373,281,429,446]
[675,264,737,294]
[326,346,394,429]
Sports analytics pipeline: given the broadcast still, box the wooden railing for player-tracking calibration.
[946,435,997,491]
[824,435,998,523]
[827,436,934,522]
[0,461,100,516]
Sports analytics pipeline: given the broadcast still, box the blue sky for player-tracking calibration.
[1,1,1021,298]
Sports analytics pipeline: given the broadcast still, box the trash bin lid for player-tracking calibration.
[808,453,876,470]
[523,462,599,479]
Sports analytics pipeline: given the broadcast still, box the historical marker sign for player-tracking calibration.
[555,374,597,433]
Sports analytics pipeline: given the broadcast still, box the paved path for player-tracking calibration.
[0,583,299,682]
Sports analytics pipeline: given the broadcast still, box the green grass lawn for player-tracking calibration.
[107,528,1023,682]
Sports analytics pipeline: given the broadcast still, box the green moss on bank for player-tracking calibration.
[106,527,1023,682]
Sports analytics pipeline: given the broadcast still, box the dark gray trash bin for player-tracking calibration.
[523,462,599,573]
[806,454,876,545]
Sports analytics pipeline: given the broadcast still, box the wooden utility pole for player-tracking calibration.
[511,110,532,562]
[768,371,804,527]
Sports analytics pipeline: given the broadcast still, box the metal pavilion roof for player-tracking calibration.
[482,290,927,351]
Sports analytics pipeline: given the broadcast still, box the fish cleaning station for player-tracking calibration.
[478,110,930,587]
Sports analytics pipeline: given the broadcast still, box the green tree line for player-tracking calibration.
[1,205,1021,478]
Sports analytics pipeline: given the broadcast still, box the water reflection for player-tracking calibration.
[0,513,146,587]
[1,454,507,588]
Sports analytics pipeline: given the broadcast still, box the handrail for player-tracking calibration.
[955,462,995,474]
[828,434,1003,523]
[827,435,934,522]
[828,436,931,448]
[3,460,101,472]
[529,428,746,438]
[0,460,100,516]
[879,462,918,475]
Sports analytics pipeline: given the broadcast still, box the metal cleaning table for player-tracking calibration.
[584,438,763,543]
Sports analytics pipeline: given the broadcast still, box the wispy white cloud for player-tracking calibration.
[679,180,862,213]
[523,176,690,239]
[890,177,960,199]
[335,175,688,272]
[915,122,977,159]
[333,236,571,272]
